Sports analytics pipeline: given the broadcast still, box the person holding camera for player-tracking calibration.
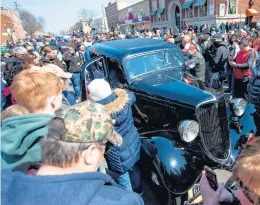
[200,138,260,205]
[200,29,213,86]
[229,39,255,99]
[63,45,82,100]
[208,33,229,89]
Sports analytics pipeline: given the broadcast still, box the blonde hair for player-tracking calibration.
[232,138,260,204]
[11,70,64,113]
[1,105,29,121]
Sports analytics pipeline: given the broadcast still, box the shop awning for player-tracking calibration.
[194,0,207,7]
[251,15,260,23]
[182,1,193,9]
[246,9,258,17]
[157,8,165,15]
[150,9,157,16]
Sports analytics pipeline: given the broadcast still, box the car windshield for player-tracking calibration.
[125,50,183,83]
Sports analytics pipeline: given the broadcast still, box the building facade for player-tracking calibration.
[105,1,118,31]
[149,0,260,30]
[1,8,25,44]
[118,0,151,33]
[93,17,106,33]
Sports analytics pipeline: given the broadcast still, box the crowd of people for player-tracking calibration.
[1,23,260,205]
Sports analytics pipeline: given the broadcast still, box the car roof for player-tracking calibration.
[90,38,180,64]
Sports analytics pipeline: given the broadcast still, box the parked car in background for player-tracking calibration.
[80,39,257,205]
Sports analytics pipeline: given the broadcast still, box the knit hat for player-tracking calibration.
[49,101,123,146]
[88,79,113,102]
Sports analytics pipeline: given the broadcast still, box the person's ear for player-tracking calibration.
[49,96,56,110]
[82,144,100,165]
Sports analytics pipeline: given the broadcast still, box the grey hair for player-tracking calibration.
[13,46,28,55]
[40,137,91,167]
[41,117,91,167]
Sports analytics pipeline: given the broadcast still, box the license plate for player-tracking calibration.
[187,183,203,204]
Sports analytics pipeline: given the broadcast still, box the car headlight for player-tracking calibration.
[178,120,199,142]
[230,98,247,117]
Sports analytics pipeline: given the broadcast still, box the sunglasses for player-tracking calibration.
[236,179,258,204]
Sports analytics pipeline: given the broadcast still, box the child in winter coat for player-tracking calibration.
[87,79,142,193]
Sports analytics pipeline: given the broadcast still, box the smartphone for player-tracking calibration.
[204,166,218,191]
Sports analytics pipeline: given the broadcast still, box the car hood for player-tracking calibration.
[131,76,216,107]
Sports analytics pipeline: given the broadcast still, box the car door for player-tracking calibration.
[80,56,108,100]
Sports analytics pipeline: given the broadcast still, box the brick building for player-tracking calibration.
[149,0,260,30]
[1,8,25,45]
[105,1,118,31]
[118,0,151,32]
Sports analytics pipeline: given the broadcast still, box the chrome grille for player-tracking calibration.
[196,96,230,162]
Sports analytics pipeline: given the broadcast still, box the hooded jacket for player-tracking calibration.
[97,89,141,173]
[189,51,206,82]
[1,114,54,168]
[1,162,144,205]
[210,41,229,73]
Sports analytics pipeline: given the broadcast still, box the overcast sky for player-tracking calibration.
[2,0,114,33]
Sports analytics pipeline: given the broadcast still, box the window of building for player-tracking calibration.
[159,0,165,8]
[183,0,194,19]
[161,12,166,21]
[186,7,193,18]
[152,0,157,10]
[199,0,208,17]
[228,0,236,14]
[153,14,158,22]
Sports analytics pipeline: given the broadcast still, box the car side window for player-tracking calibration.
[86,57,107,82]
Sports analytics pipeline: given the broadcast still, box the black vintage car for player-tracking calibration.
[80,39,257,205]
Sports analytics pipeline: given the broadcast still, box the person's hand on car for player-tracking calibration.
[200,171,233,205]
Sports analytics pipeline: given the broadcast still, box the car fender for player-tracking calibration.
[228,103,257,161]
[141,136,202,194]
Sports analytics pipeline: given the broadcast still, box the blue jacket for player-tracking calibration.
[97,89,141,173]
[1,164,144,205]
[85,46,91,61]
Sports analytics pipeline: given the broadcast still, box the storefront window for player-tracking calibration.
[200,1,208,16]
[152,0,157,9]
[228,0,236,14]
[186,8,193,18]
[162,12,166,21]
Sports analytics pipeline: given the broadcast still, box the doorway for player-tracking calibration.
[168,0,182,30]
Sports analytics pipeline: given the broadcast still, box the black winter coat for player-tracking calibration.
[63,52,81,73]
[210,41,229,73]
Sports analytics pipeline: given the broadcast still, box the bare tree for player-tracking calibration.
[71,21,83,33]
[20,9,43,36]
[78,9,97,25]
[38,16,46,29]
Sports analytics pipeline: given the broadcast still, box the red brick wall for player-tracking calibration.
[238,0,260,13]
[194,7,199,17]
[1,15,14,44]
[149,0,153,12]
[165,0,169,20]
